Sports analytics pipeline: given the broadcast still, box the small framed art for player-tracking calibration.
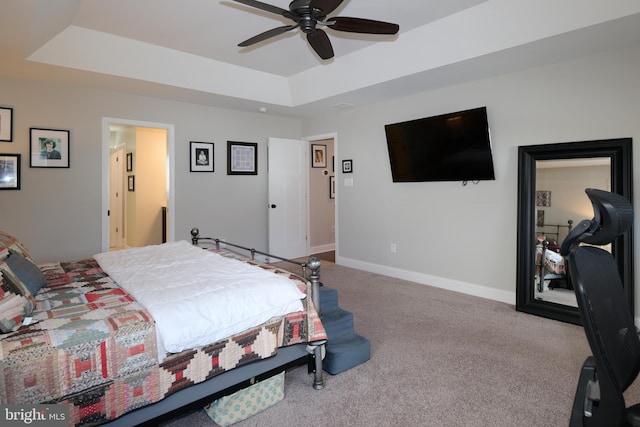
[128,175,135,191]
[30,128,70,168]
[0,107,13,142]
[342,159,353,173]
[126,152,133,172]
[0,154,20,190]
[311,144,326,168]
[536,190,551,207]
[190,141,214,172]
[227,141,257,175]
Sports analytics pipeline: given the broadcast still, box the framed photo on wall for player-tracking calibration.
[342,159,353,173]
[227,141,257,175]
[0,107,13,142]
[190,141,214,172]
[126,152,133,172]
[311,144,326,168]
[30,128,70,168]
[0,153,20,190]
[536,190,551,207]
[128,175,135,191]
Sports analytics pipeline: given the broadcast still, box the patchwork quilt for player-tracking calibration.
[0,253,326,426]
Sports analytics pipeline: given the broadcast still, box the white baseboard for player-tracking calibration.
[332,257,640,327]
[310,243,335,255]
[336,255,515,306]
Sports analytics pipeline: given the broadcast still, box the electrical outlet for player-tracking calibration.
[390,243,397,253]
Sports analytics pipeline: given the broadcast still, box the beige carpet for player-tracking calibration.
[162,261,640,426]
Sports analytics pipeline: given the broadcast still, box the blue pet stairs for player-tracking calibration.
[318,285,371,375]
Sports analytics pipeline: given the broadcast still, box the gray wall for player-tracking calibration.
[536,164,610,243]
[303,44,640,307]
[2,43,640,312]
[0,78,302,262]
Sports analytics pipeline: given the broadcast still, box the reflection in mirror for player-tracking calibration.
[516,138,633,325]
[533,158,610,308]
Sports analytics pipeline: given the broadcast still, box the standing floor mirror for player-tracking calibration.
[516,138,633,324]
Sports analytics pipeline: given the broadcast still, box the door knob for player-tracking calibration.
[270,204,277,209]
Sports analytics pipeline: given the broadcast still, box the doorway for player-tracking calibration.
[101,118,175,252]
[267,133,337,261]
[305,133,336,258]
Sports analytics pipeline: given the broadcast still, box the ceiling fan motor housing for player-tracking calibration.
[290,0,327,33]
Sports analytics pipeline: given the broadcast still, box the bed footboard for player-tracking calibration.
[190,228,325,390]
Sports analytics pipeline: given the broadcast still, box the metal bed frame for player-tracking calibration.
[536,219,574,244]
[103,229,325,426]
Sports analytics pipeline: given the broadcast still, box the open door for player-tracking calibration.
[268,137,308,259]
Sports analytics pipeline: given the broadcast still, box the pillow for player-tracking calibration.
[3,250,47,296]
[0,269,35,333]
[0,231,36,263]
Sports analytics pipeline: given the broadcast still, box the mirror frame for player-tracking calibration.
[516,138,633,324]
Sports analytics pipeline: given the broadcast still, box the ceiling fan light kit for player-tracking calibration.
[232,0,399,60]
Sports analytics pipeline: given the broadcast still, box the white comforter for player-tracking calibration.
[94,241,305,353]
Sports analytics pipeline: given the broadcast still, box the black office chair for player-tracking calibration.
[560,188,640,426]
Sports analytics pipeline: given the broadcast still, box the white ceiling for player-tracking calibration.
[2,0,640,117]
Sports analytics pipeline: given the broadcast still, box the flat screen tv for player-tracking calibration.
[384,107,495,183]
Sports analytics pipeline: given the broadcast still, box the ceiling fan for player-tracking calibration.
[231,0,400,60]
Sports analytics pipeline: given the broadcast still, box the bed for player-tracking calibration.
[535,220,573,292]
[0,229,326,426]
[535,239,569,292]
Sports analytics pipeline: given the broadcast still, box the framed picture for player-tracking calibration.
[128,175,135,191]
[227,141,257,175]
[30,128,70,168]
[330,175,335,199]
[311,144,327,168]
[0,107,13,142]
[190,141,214,172]
[0,154,20,190]
[342,159,353,173]
[536,190,551,207]
[126,152,133,172]
[536,209,545,227]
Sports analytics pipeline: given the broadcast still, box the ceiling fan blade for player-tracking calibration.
[231,0,292,19]
[238,25,298,47]
[307,29,334,60]
[329,17,399,34]
[309,0,344,15]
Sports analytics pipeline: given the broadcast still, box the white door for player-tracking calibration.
[268,137,308,259]
[109,147,124,247]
